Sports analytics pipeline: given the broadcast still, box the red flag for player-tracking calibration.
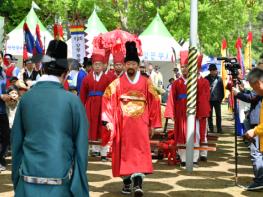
[235,37,242,49]
[261,33,263,43]
[35,24,44,54]
[222,39,227,50]
[23,43,28,61]
[247,31,253,42]
[235,37,245,78]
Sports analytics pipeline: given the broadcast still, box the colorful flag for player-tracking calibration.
[34,24,43,54]
[23,22,35,54]
[221,39,227,99]
[235,37,245,78]
[244,31,252,70]
[69,25,85,63]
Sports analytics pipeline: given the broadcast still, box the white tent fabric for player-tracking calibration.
[139,35,182,62]
[67,10,108,59]
[5,8,53,56]
[139,14,181,62]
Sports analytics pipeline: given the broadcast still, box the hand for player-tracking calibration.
[149,128,155,139]
[106,123,113,131]
[0,94,11,102]
[232,87,239,96]
[238,83,245,91]
[244,129,256,140]
[26,80,33,87]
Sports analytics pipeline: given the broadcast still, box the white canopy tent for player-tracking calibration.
[5,8,53,56]
[139,13,181,62]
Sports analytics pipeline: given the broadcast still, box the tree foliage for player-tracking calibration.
[0,0,262,58]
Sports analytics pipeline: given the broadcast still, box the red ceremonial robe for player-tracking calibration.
[165,77,188,144]
[80,71,111,141]
[104,69,116,83]
[5,65,15,88]
[165,76,211,145]
[102,72,162,177]
[196,76,211,142]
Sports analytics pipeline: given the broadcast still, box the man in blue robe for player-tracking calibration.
[11,40,89,197]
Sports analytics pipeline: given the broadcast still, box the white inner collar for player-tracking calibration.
[37,74,60,83]
[93,71,103,82]
[125,70,140,84]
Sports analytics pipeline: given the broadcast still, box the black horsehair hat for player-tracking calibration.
[124,41,140,64]
[208,64,217,71]
[83,57,92,67]
[32,40,68,70]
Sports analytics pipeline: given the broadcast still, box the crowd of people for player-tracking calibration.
[0,38,263,196]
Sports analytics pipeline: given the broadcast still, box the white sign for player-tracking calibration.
[71,33,85,63]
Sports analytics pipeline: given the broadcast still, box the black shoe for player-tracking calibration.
[121,184,131,195]
[200,156,207,162]
[101,156,108,162]
[193,162,199,168]
[91,152,100,157]
[132,176,143,197]
[246,182,263,191]
[180,162,186,167]
[0,164,6,171]
[134,186,144,197]
[217,129,223,134]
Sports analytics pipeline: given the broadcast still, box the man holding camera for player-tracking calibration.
[205,64,224,133]
[245,65,263,191]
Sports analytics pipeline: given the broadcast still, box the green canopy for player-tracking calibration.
[85,10,108,33]
[14,8,51,34]
[6,8,53,56]
[140,13,173,37]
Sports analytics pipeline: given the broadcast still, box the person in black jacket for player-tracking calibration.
[205,64,225,133]
[18,58,41,87]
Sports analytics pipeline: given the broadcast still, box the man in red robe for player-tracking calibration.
[112,51,125,79]
[165,51,209,166]
[4,54,20,88]
[80,49,111,161]
[196,56,211,161]
[101,41,161,197]
[100,51,125,148]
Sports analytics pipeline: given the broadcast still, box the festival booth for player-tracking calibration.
[66,10,108,59]
[5,8,52,58]
[139,13,182,87]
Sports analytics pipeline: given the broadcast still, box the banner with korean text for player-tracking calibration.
[70,25,85,62]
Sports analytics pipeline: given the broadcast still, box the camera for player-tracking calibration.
[217,57,241,79]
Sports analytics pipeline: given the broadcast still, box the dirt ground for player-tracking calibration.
[1,104,262,196]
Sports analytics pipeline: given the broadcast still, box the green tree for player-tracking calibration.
[0,0,262,58]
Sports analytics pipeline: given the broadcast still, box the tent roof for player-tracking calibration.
[10,8,51,35]
[85,10,107,33]
[6,8,53,56]
[140,13,173,37]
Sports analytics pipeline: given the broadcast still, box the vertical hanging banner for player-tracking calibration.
[70,25,85,62]
[244,32,252,70]
[0,16,4,50]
